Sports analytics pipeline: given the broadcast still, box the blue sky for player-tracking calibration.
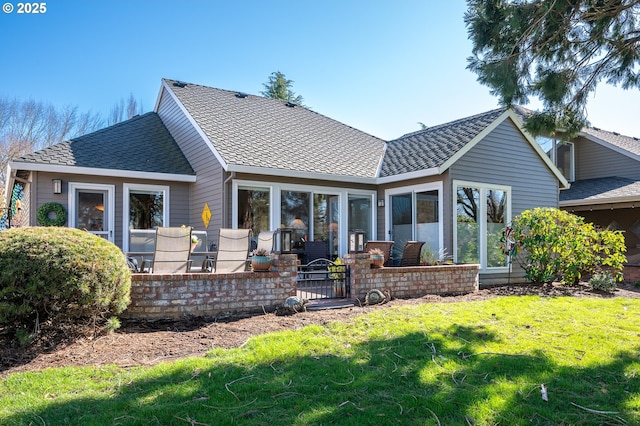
[1,0,638,140]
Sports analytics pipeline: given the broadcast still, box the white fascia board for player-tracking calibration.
[159,80,229,171]
[8,161,197,182]
[3,163,13,206]
[375,167,440,184]
[560,195,640,207]
[579,132,640,162]
[227,164,378,185]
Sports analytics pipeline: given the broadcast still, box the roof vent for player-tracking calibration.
[235,92,248,98]
[286,101,296,108]
[613,132,620,136]
[172,81,187,88]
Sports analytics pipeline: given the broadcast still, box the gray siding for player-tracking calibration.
[31,171,190,249]
[450,119,559,215]
[157,90,224,241]
[575,136,640,180]
[450,119,559,284]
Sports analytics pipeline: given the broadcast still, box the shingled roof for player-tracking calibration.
[560,176,640,204]
[581,127,640,158]
[164,79,386,179]
[380,108,508,177]
[15,112,194,176]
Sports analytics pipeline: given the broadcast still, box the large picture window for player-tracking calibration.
[454,181,510,270]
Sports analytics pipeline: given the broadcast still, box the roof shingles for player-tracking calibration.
[165,79,386,179]
[381,108,507,177]
[17,113,194,176]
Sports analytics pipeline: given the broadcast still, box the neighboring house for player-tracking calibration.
[552,128,640,264]
[4,79,568,284]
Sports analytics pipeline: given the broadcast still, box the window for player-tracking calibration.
[454,181,510,270]
[123,184,169,252]
[537,137,574,182]
[238,186,270,237]
[387,184,443,262]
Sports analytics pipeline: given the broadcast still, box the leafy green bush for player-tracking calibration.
[0,227,131,342]
[589,272,617,292]
[511,207,626,284]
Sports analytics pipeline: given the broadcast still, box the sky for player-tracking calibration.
[1,0,639,141]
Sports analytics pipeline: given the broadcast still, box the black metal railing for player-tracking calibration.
[297,258,350,300]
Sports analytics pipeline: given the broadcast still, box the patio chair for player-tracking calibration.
[400,241,425,266]
[365,240,394,266]
[304,241,328,264]
[142,226,193,273]
[214,228,252,273]
[256,230,277,253]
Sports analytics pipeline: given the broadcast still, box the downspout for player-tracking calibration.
[222,171,235,228]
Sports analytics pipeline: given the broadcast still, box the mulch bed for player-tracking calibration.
[1,281,639,378]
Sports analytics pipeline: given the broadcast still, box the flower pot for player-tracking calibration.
[251,255,271,271]
[371,254,385,268]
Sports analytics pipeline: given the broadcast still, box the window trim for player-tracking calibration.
[68,182,116,243]
[232,179,376,255]
[453,180,511,272]
[122,183,170,252]
[384,181,444,251]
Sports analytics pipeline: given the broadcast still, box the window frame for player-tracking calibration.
[122,183,170,252]
[452,180,511,272]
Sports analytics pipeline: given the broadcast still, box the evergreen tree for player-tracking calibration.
[261,71,305,105]
[465,0,640,136]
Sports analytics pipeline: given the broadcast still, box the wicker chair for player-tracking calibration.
[400,241,425,266]
[365,240,395,266]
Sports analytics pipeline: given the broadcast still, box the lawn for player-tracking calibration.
[1,295,639,425]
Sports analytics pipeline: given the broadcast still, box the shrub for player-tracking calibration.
[0,227,131,342]
[511,207,626,284]
[589,272,617,293]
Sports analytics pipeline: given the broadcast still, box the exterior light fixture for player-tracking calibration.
[52,179,62,194]
[377,199,385,207]
[348,230,365,253]
[280,228,293,254]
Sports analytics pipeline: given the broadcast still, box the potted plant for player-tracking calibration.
[251,248,271,271]
[369,248,385,268]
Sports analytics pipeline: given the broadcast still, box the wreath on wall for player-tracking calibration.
[37,202,67,227]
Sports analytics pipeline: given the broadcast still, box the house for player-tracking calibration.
[4,79,568,284]
[550,128,640,265]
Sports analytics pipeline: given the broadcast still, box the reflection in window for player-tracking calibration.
[416,190,439,255]
[238,187,270,237]
[456,187,480,264]
[486,189,506,267]
[348,195,372,240]
[536,137,574,182]
[314,194,340,257]
[281,190,310,246]
[129,190,164,229]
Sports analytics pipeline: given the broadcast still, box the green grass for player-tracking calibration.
[2,296,640,425]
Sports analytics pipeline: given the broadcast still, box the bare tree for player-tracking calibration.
[0,97,103,187]
[108,93,143,125]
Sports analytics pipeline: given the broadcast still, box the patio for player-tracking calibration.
[124,253,480,319]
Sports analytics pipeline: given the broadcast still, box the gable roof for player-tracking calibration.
[380,107,569,187]
[560,176,640,206]
[381,108,507,177]
[580,127,640,160]
[10,112,195,181]
[161,79,386,182]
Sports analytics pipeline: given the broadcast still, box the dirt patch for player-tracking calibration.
[2,282,639,377]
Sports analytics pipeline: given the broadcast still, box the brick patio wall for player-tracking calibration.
[124,253,480,320]
[342,253,480,301]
